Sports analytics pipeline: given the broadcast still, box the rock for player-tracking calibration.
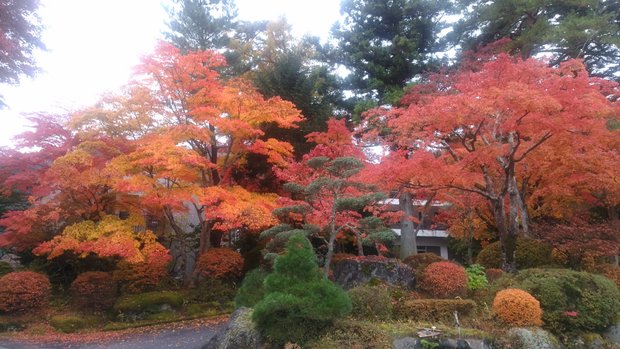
[203,307,265,349]
[0,254,20,270]
[507,327,561,349]
[604,322,620,345]
[568,333,610,349]
[393,337,422,349]
[393,337,492,349]
[332,256,415,290]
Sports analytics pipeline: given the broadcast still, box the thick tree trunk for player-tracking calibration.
[492,198,517,273]
[162,206,196,285]
[198,221,212,255]
[399,191,418,259]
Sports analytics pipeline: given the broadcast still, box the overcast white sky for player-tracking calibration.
[0,0,341,147]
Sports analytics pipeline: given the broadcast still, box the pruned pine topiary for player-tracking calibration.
[252,234,351,346]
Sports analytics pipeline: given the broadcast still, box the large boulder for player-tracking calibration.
[507,328,561,349]
[332,256,415,290]
[604,322,620,345]
[203,307,265,349]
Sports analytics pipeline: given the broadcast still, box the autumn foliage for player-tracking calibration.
[0,271,51,313]
[70,272,117,310]
[419,261,468,298]
[493,288,543,326]
[195,248,244,281]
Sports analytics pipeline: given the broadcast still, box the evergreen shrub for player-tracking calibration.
[402,253,443,271]
[234,268,268,308]
[252,234,351,345]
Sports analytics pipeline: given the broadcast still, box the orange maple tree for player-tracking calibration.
[362,54,619,271]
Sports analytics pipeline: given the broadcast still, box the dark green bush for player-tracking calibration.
[234,268,268,308]
[402,253,444,271]
[393,299,477,322]
[0,262,12,277]
[49,315,86,333]
[476,238,552,269]
[491,269,620,334]
[306,319,391,349]
[252,234,351,345]
[188,278,236,306]
[348,285,392,320]
[113,291,184,315]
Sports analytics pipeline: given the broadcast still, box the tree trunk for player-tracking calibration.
[354,229,364,256]
[198,221,212,255]
[492,198,517,273]
[399,191,417,259]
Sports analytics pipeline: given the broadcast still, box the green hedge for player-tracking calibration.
[393,299,477,322]
[113,291,184,314]
[476,238,552,269]
[348,285,392,320]
[492,269,620,334]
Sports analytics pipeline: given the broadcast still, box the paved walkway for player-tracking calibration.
[0,318,226,349]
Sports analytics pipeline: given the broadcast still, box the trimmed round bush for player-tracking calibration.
[234,268,268,308]
[0,271,51,313]
[252,234,351,345]
[70,272,117,310]
[113,260,169,294]
[402,253,444,271]
[419,261,467,298]
[493,288,543,326]
[348,285,392,320]
[492,268,620,334]
[196,248,244,281]
[476,238,552,269]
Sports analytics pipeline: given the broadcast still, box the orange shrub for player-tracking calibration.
[485,268,504,283]
[0,271,51,313]
[113,243,171,294]
[196,248,244,280]
[419,261,467,298]
[493,288,542,326]
[70,272,117,310]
